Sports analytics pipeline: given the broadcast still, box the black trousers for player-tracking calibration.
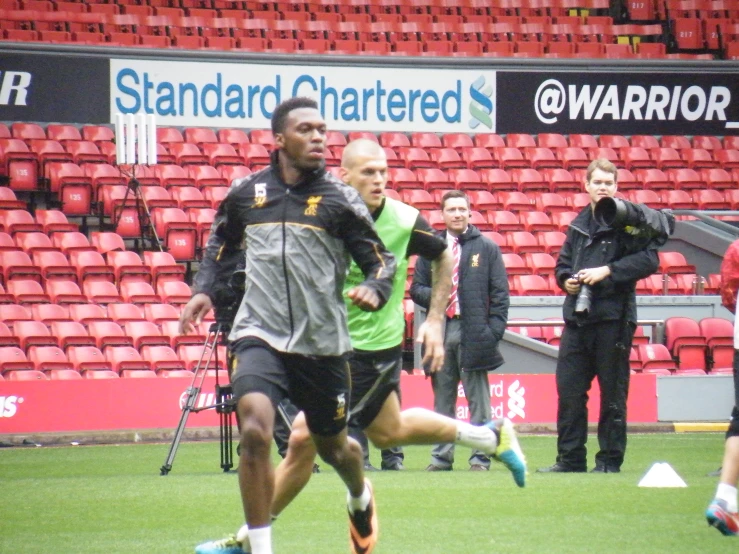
[555,319,633,470]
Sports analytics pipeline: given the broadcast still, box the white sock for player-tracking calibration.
[716,483,738,512]
[248,526,272,554]
[236,523,250,544]
[347,481,371,513]
[455,422,498,454]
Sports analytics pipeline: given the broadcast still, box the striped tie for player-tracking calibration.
[446,238,460,318]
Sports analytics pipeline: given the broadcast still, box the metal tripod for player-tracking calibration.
[115,165,164,253]
[160,322,234,475]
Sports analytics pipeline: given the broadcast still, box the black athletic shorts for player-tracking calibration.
[349,345,402,430]
[230,337,351,437]
[728,350,739,439]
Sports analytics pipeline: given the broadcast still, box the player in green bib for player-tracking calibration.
[195,139,527,554]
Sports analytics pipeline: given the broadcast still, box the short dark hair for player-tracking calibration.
[271,97,319,135]
[441,190,470,210]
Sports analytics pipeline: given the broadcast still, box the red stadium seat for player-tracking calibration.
[0,188,26,210]
[28,345,72,373]
[519,211,556,232]
[695,189,731,210]
[700,168,734,190]
[104,346,151,374]
[699,317,734,371]
[0,138,39,191]
[67,303,108,325]
[522,252,556,275]
[513,274,553,296]
[87,234,123,258]
[87,321,133,350]
[637,344,677,373]
[157,281,192,304]
[506,231,541,254]
[69,250,115,284]
[82,281,123,304]
[120,281,162,305]
[0,250,42,283]
[662,190,698,210]
[0,210,42,235]
[13,320,56,350]
[537,231,567,256]
[151,208,197,261]
[498,191,532,212]
[123,321,169,349]
[30,303,70,325]
[534,192,570,214]
[0,346,35,374]
[650,147,684,170]
[34,210,77,235]
[5,370,47,380]
[488,210,523,232]
[106,251,152,285]
[144,303,181,324]
[51,232,95,255]
[140,345,187,373]
[658,251,696,275]
[7,280,50,304]
[67,345,112,373]
[142,252,186,289]
[106,303,144,325]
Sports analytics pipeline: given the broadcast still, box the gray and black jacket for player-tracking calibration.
[193,153,396,357]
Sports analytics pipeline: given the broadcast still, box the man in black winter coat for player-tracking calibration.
[411,190,510,471]
[538,158,659,475]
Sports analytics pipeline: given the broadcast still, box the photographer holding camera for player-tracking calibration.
[538,158,670,474]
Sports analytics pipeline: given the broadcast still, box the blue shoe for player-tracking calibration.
[195,534,249,554]
[706,499,739,536]
[488,418,527,488]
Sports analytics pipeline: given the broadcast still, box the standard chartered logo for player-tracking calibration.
[535,79,566,124]
[507,380,526,420]
[468,75,493,129]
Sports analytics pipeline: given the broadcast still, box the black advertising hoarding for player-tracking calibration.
[0,52,109,124]
[496,70,739,136]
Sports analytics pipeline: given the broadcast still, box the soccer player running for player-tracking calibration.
[195,139,527,554]
[181,99,396,554]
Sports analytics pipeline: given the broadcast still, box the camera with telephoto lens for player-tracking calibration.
[573,275,592,317]
[593,197,675,244]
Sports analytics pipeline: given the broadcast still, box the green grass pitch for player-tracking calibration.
[1,433,737,553]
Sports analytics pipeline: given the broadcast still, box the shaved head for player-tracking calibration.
[341,139,386,170]
[340,138,388,213]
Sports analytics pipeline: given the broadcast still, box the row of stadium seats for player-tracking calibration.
[3,137,739,193]
[0,343,226,380]
[508,315,734,374]
[6,122,739,153]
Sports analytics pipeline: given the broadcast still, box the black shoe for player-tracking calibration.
[381,462,405,471]
[591,465,620,473]
[426,464,452,471]
[537,463,586,473]
[364,463,380,472]
[469,464,489,471]
[312,463,320,474]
